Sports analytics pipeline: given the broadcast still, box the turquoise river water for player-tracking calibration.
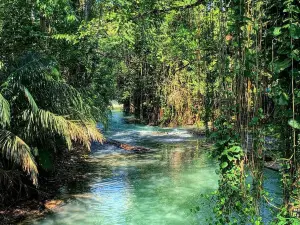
[25,111,281,225]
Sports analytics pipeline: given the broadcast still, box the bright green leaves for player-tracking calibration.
[52,34,78,44]
[273,24,300,39]
[271,87,290,106]
[221,146,244,163]
[273,27,282,36]
[212,117,251,224]
[275,23,300,39]
[288,119,300,129]
[66,14,77,23]
[283,1,300,14]
[212,116,244,172]
[221,162,228,169]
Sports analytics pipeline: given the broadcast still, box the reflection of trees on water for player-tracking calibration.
[61,139,212,202]
[60,161,114,195]
[159,142,204,170]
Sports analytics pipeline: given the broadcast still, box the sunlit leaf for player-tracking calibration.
[273,27,282,36]
[221,162,228,169]
[288,119,300,129]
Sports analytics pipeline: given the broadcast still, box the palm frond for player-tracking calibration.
[65,120,90,149]
[39,79,84,114]
[26,109,73,149]
[0,93,10,127]
[0,130,38,185]
[83,122,104,144]
[8,83,39,113]
[4,52,84,115]
[24,109,104,150]
[67,120,104,150]
[23,86,39,113]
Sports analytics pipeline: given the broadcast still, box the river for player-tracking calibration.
[26,111,281,225]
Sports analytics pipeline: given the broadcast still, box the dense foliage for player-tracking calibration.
[1,0,300,224]
[98,0,300,223]
[0,0,109,204]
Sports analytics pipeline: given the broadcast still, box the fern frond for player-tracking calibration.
[0,130,38,185]
[0,93,10,127]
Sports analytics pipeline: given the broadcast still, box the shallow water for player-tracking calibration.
[27,111,281,225]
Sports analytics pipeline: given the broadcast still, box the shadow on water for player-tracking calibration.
[24,111,281,225]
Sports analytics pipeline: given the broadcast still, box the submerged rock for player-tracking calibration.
[44,200,64,210]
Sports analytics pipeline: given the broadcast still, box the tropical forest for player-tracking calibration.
[0,0,300,224]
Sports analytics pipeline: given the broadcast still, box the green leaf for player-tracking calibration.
[228,146,243,153]
[288,119,300,129]
[66,14,77,22]
[290,24,300,39]
[274,59,291,73]
[251,117,259,125]
[273,27,282,36]
[0,93,10,127]
[291,49,300,61]
[221,162,228,169]
[227,155,234,161]
[51,68,60,80]
[278,93,289,106]
[23,86,39,113]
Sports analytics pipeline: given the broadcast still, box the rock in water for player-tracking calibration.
[44,200,63,210]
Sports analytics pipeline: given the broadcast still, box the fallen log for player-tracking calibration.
[104,139,150,153]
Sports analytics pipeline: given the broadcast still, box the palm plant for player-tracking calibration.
[0,52,104,186]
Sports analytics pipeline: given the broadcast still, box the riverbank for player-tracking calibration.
[0,146,90,225]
